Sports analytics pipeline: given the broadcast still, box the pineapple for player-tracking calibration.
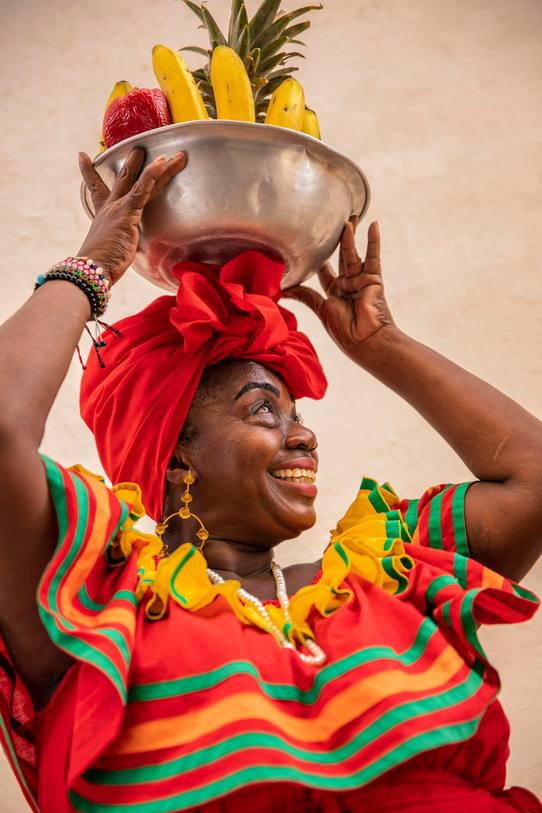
[181,0,322,121]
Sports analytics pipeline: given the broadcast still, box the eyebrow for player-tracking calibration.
[234,382,281,401]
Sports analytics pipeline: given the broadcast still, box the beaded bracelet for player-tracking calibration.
[35,256,111,317]
[35,257,121,369]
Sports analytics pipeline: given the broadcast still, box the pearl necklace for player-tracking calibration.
[206,561,326,666]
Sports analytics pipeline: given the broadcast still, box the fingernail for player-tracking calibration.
[155,154,167,161]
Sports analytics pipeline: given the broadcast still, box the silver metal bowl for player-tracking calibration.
[81,120,370,291]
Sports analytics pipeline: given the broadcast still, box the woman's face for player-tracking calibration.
[176,360,319,547]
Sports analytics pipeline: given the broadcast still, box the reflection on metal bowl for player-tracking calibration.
[81,120,370,291]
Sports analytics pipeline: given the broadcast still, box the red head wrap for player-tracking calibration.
[80,251,327,520]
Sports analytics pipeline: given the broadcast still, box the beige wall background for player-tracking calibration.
[1,0,541,808]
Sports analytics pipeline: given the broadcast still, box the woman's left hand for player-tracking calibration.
[283,220,395,360]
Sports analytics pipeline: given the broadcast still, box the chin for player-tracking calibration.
[281,511,317,539]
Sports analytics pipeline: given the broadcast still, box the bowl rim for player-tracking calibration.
[81,119,371,221]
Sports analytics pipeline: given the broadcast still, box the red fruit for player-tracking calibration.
[103,88,172,148]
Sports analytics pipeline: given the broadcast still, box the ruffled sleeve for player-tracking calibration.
[395,481,471,555]
[0,455,152,808]
[345,478,540,708]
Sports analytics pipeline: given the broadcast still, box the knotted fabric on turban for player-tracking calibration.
[80,251,327,521]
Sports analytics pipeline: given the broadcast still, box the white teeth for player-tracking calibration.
[271,468,316,483]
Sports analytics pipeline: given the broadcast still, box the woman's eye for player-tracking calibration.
[293,412,303,424]
[254,401,272,414]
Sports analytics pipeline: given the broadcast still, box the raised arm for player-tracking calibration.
[285,221,542,582]
[0,147,186,707]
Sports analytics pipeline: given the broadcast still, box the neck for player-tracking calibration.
[164,527,275,580]
[201,538,275,580]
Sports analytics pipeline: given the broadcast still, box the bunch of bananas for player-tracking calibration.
[152,42,320,135]
[100,0,322,151]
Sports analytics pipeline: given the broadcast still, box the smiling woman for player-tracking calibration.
[166,361,320,552]
[1,145,542,811]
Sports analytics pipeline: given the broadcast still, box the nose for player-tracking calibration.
[286,419,318,453]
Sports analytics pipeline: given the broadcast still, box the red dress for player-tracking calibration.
[0,458,540,812]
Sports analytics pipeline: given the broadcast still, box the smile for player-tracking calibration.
[270,468,316,484]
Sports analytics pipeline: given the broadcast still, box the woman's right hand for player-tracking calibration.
[78,147,187,285]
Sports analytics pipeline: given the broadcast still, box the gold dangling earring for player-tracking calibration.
[155,471,209,555]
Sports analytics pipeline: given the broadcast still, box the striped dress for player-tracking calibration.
[0,456,540,813]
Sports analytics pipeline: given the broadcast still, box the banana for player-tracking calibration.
[264,78,305,130]
[100,80,133,152]
[301,107,320,139]
[211,45,256,122]
[152,44,209,123]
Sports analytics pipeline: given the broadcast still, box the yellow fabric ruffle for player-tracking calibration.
[107,474,416,651]
[69,468,155,567]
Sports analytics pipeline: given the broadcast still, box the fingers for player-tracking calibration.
[339,221,363,279]
[118,150,186,210]
[151,151,187,196]
[364,221,382,276]
[84,148,186,217]
[78,152,111,214]
[124,154,168,210]
[317,261,337,294]
[108,146,146,202]
[282,283,325,317]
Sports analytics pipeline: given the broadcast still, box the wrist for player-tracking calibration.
[348,323,406,370]
[35,256,111,319]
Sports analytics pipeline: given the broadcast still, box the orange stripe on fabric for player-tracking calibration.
[481,567,505,591]
[108,645,466,755]
[56,473,130,628]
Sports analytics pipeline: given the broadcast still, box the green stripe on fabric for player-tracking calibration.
[170,547,196,605]
[38,457,130,699]
[424,574,457,606]
[384,516,411,543]
[129,617,439,703]
[0,718,38,810]
[78,585,137,613]
[75,673,485,811]
[86,674,484,791]
[333,541,349,566]
[402,499,420,538]
[427,486,453,550]
[460,591,485,659]
[41,455,70,545]
[367,487,390,515]
[359,476,378,492]
[85,667,483,787]
[441,600,452,630]
[381,557,409,593]
[451,482,470,557]
[511,582,540,602]
[453,553,469,590]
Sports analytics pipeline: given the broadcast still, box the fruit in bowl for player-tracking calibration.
[98,0,324,153]
[103,88,172,149]
[86,1,370,292]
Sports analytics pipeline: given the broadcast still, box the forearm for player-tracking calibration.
[352,325,542,485]
[0,281,90,447]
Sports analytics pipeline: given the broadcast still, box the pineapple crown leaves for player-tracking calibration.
[181,0,322,119]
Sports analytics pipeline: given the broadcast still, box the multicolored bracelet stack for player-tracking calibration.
[35,256,111,318]
[35,257,120,369]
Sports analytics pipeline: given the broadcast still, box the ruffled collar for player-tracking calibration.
[106,476,415,658]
